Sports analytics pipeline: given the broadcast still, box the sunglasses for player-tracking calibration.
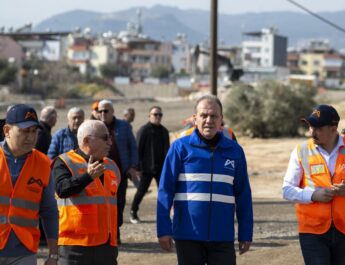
[88,134,110,141]
[97,109,109,114]
[152,113,163,117]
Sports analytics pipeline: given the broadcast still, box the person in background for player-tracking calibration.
[130,106,170,224]
[97,99,139,243]
[48,107,84,160]
[0,104,58,265]
[123,108,135,124]
[53,120,120,265]
[283,104,345,265]
[35,106,57,154]
[90,101,99,120]
[157,95,253,265]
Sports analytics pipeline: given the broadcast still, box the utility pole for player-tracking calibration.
[210,0,218,96]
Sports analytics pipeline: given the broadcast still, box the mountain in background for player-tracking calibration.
[34,4,345,49]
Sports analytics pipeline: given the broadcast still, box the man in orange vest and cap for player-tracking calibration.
[0,104,59,265]
[283,105,345,265]
[53,120,121,265]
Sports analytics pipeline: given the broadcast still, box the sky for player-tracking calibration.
[1,0,345,28]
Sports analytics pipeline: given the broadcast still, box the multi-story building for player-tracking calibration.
[172,34,192,74]
[242,27,287,68]
[116,30,172,80]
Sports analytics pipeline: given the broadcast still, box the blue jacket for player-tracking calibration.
[157,130,253,242]
[48,127,78,160]
[111,118,138,174]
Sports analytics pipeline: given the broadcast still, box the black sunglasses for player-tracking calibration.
[152,113,163,117]
[97,109,109,114]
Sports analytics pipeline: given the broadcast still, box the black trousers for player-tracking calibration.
[117,175,128,228]
[59,243,118,265]
[175,240,236,265]
[131,173,160,212]
[299,226,345,265]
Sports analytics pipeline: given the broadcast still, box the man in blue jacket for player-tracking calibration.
[97,99,138,242]
[157,95,253,265]
[48,107,84,159]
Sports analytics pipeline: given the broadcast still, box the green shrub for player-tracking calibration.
[224,80,316,137]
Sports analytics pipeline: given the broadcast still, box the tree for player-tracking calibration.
[99,63,118,79]
[224,80,317,137]
[151,65,170,79]
[0,59,17,85]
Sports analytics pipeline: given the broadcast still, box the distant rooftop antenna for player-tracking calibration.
[136,9,143,34]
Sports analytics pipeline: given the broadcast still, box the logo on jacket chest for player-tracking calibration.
[224,159,235,169]
[27,177,43,193]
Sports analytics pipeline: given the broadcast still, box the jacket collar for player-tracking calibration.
[189,129,234,149]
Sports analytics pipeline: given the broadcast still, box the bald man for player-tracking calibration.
[35,106,57,154]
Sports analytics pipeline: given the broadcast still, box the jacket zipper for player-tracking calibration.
[207,148,215,240]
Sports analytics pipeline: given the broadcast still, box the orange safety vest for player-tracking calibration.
[296,138,345,234]
[57,150,121,247]
[178,126,234,140]
[0,147,50,252]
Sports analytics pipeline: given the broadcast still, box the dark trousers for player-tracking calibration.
[117,175,128,229]
[131,173,160,212]
[59,243,118,265]
[175,240,236,265]
[299,226,345,265]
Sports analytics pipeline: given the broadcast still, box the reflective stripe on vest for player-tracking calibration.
[0,196,40,211]
[57,196,117,207]
[0,196,10,205]
[298,141,316,189]
[174,193,235,204]
[0,215,38,227]
[104,160,121,184]
[178,173,234,185]
[222,128,233,140]
[60,153,86,178]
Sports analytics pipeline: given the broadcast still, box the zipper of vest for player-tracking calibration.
[207,148,215,240]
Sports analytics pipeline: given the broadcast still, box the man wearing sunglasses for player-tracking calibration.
[130,106,170,224]
[53,120,121,265]
[97,99,138,242]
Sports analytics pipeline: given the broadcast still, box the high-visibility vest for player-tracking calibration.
[0,147,50,252]
[178,127,234,140]
[57,150,121,246]
[296,138,345,234]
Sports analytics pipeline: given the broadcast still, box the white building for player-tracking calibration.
[172,34,192,74]
[242,27,287,68]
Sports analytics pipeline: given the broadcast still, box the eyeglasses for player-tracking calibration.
[88,134,110,141]
[97,109,109,114]
[152,113,163,117]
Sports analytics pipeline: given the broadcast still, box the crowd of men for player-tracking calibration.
[1,95,344,265]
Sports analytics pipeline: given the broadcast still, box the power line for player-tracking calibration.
[287,0,345,34]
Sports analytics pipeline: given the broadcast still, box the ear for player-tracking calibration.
[3,124,11,138]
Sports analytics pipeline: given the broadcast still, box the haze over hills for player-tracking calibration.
[34,4,345,49]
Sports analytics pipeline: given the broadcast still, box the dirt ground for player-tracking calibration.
[32,98,309,264]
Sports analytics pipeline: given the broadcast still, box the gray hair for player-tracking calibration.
[98,99,113,110]
[40,106,57,122]
[67,107,84,119]
[194,95,223,115]
[77,120,107,146]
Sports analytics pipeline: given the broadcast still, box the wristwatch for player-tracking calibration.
[48,253,59,261]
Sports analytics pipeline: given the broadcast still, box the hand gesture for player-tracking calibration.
[87,155,105,179]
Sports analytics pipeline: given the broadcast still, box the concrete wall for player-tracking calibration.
[116,83,180,98]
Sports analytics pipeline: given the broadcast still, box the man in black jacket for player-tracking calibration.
[130,106,170,224]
